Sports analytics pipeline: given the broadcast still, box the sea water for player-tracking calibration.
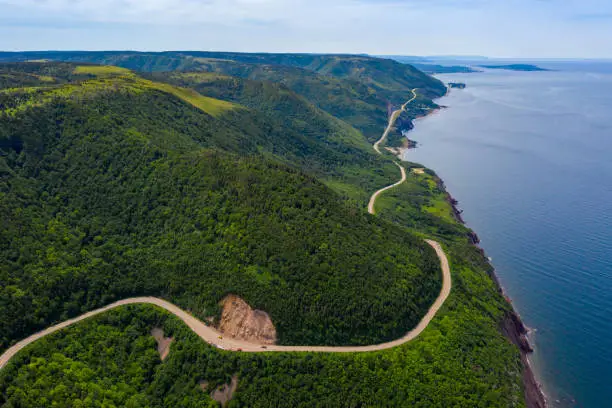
[403,62,612,408]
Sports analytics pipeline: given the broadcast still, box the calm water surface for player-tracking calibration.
[403,63,612,408]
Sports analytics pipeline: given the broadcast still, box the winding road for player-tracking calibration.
[0,89,452,370]
[373,88,417,154]
[0,241,450,367]
[368,162,406,215]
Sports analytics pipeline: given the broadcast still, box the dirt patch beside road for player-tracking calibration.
[151,327,173,361]
[218,295,277,345]
[211,375,238,406]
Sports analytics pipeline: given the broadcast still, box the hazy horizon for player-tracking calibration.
[2,0,612,59]
[2,50,612,63]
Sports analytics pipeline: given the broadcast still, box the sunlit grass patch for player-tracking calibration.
[146,81,237,117]
[35,75,56,83]
[73,65,133,77]
[411,171,456,223]
[3,70,239,118]
[423,197,456,223]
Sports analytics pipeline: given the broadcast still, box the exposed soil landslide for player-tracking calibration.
[151,327,173,361]
[218,295,277,345]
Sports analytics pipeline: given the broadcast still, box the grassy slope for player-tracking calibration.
[72,65,238,117]
[374,165,465,236]
[0,69,236,119]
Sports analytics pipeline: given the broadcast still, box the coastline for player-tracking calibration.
[386,107,445,157]
[400,87,547,408]
[446,182,547,408]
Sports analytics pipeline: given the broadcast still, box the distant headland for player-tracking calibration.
[478,64,550,72]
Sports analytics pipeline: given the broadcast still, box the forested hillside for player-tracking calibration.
[0,52,446,143]
[173,51,447,98]
[144,71,406,201]
[0,51,446,98]
[2,62,403,202]
[0,299,522,407]
[0,60,528,407]
[146,66,436,145]
[0,65,442,350]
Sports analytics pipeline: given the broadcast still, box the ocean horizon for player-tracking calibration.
[403,61,612,408]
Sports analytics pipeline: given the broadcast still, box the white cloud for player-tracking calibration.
[1,0,612,57]
[0,0,507,25]
[1,0,329,24]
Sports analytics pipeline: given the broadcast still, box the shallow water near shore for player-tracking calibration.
[403,62,612,408]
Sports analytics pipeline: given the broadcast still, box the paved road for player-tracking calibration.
[0,88,452,369]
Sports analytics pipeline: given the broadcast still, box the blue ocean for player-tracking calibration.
[403,61,612,408]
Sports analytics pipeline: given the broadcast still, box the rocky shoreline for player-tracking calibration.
[401,86,547,408]
[443,183,547,408]
[396,106,446,151]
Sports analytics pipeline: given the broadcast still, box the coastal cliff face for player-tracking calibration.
[502,312,546,408]
[391,83,546,407]
[443,186,547,408]
[502,311,533,354]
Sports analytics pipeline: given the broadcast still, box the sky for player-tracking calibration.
[1,0,612,58]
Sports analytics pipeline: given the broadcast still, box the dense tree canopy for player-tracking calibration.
[0,71,441,349]
[0,61,526,407]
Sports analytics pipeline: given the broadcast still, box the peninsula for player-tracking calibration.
[479,63,550,71]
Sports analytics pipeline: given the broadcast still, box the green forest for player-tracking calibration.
[0,302,522,407]
[0,52,446,143]
[0,69,441,348]
[0,56,527,407]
